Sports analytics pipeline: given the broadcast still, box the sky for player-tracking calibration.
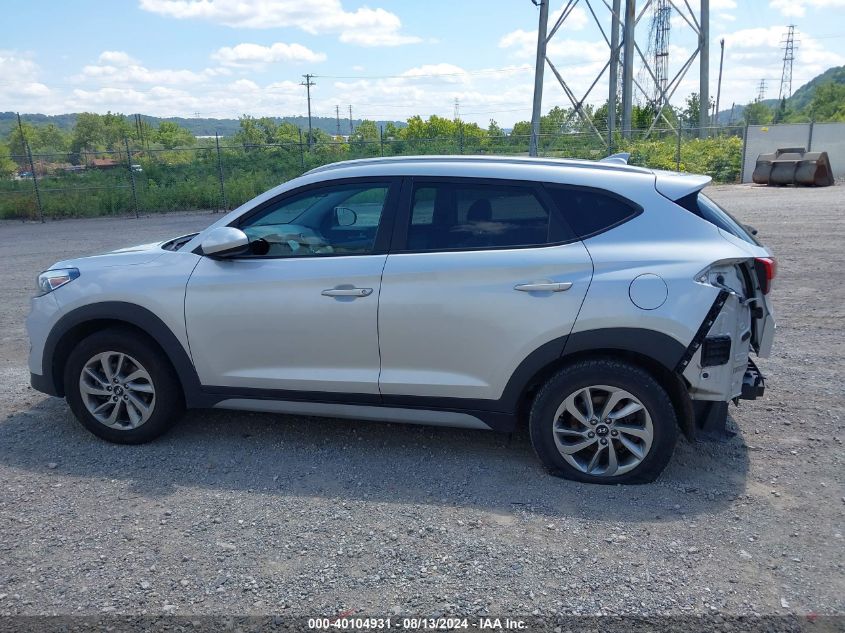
[2,0,845,127]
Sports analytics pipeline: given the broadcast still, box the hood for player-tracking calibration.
[51,240,165,270]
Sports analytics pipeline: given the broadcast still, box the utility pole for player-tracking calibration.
[335,105,342,137]
[348,105,354,135]
[778,25,796,101]
[699,0,709,137]
[528,0,549,157]
[608,0,622,149]
[301,74,315,148]
[621,0,635,138]
[714,38,725,129]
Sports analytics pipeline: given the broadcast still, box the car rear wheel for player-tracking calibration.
[64,328,184,444]
[529,359,678,484]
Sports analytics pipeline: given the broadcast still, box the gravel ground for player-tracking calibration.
[0,185,842,621]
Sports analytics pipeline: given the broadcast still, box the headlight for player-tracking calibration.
[36,268,80,296]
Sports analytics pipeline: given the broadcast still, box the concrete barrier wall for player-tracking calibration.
[742,122,845,183]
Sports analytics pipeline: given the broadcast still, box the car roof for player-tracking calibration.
[301,155,711,201]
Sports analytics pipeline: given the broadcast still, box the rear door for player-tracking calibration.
[377,177,594,404]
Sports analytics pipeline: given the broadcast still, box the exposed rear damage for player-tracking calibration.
[656,174,777,442]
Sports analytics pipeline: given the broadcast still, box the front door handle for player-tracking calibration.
[514,281,573,292]
[321,287,373,297]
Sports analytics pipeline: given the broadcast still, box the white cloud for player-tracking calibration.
[138,0,421,46]
[212,42,326,67]
[98,51,137,65]
[499,28,610,66]
[401,63,468,84]
[0,50,53,109]
[76,50,229,85]
[548,4,588,31]
[769,0,845,17]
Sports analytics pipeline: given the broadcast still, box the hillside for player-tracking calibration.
[0,112,405,139]
[716,64,845,124]
[788,64,845,111]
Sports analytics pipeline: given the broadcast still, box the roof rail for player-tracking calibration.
[304,154,651,176]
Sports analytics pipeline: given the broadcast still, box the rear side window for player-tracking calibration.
[406,181,571,251]
[676,192,761,245]
[545,186,640,239]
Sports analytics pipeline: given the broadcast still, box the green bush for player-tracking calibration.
[0,133,745,220]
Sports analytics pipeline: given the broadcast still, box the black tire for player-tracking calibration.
[529,359,678,484]
[64,327,184,444]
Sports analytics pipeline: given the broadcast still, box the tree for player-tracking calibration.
[681,93,701,126]
[0,143,17,178]
[351,119,379,142]
[743,101,773,125]
[808,81,845,121]
[6,121,39,156]
[36,123,69,154]
[71,113,107,153]
[155,121,195,149]
[101,112,134,149]
[235,115,265,146]
[487,119,504,139]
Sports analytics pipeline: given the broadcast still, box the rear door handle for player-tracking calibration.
[514,282,573,292]
[321,287,373,297]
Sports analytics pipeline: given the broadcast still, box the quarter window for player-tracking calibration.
[238,182,390,257]
[406,182,561,250]
[545,186,640,239]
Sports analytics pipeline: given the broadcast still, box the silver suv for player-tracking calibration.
[27,155,776,484]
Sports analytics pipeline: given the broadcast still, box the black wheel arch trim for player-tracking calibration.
[38,310,690,435]
[562,327,687,373]
[40,301,204,405]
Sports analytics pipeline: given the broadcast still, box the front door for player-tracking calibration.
[185,178,398,395]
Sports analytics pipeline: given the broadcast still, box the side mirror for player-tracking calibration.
[200,227,250,257]
[334,206,357,227]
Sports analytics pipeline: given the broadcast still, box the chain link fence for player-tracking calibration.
[1,125,747,222]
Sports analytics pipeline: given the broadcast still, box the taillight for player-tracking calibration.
[754,257,777,294]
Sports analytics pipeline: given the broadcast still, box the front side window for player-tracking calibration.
[406,182,558,251]
[238,182,391,257]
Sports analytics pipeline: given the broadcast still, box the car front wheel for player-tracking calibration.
[529,359,678,484]
[64,328,184,443]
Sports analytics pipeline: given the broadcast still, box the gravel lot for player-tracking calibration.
[0,184,842,621]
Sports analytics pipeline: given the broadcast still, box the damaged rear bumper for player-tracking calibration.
[740,358,765,400]
[692,359,765,442]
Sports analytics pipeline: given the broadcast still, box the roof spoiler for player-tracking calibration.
[599,152,630,165]
[654,171,712,200]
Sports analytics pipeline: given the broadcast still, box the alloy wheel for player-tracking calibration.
[78,351,156,429]
[552,384,654,477]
